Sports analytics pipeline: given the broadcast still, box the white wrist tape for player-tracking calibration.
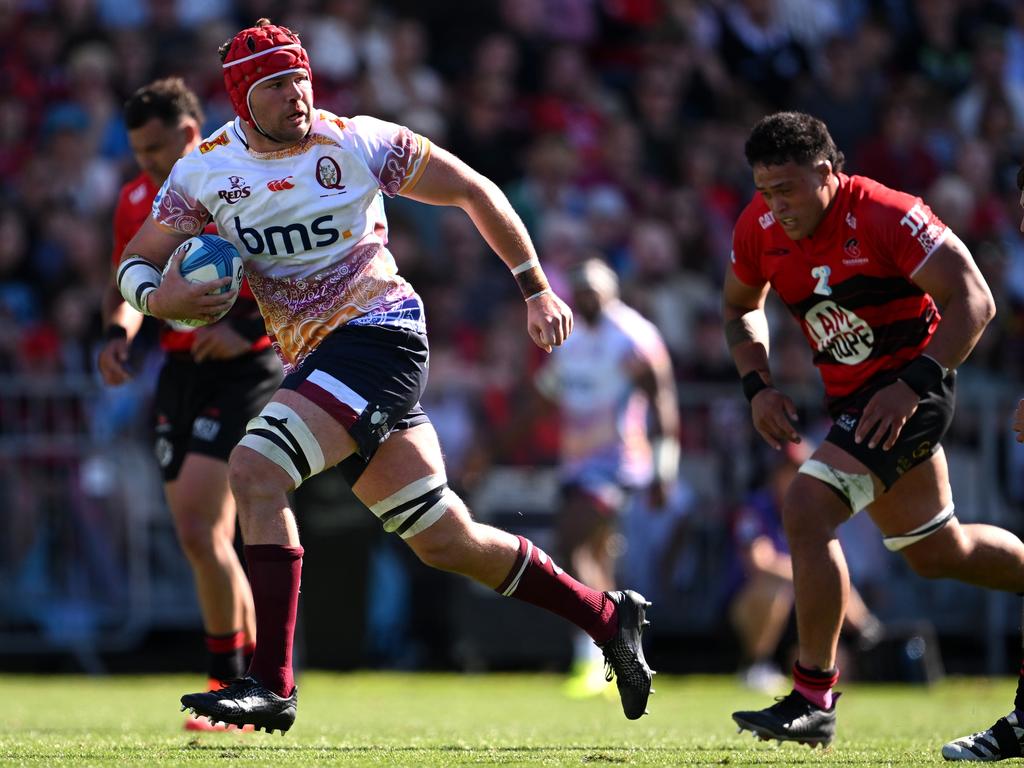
[652,437,680,485]
[117,256,162,315]
[511,257,541,276]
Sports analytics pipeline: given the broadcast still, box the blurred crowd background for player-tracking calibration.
[3,0,1024,680]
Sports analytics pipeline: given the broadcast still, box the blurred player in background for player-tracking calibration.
[97,78,281,731]
[530,258,678,698]
[116,19,654,733]
[724,111,1024,749]
[940,164,1024,762]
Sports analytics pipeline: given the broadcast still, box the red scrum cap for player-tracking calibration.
[221,18,312,130]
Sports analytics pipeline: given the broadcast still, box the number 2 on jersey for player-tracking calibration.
[811,265,832,296]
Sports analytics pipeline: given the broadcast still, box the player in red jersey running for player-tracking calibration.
[941,165,1024,761]
[724,111,1024,748]
[97,78,281,731]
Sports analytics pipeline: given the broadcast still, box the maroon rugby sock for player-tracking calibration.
[793,662,839,710]
[495,535,618,645]
[244,545,303,698]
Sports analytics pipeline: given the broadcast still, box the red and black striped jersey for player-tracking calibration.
[731,173,947,400]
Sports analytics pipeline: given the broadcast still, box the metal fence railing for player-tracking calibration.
[0,372,1020,674]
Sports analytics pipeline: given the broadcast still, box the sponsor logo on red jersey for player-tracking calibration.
[804,300,875,364]
[900,203,945,253]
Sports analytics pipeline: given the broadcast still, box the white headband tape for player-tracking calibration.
[222,43,302,69]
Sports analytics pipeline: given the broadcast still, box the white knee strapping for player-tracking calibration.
[798,458,876,514]
[883,504,956,552]
[369,473,454,539]
[238,402,325,488]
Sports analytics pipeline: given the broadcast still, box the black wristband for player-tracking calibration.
[103,324,128,342]
[741,371,771,402]
[897,355,946,398]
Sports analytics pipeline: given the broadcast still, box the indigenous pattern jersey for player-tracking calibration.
[152,111,431,373]
[113,172,265,352]
[731,173,947,400]
[536,300,669,489]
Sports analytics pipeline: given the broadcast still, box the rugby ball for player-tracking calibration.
[162,234,244,331]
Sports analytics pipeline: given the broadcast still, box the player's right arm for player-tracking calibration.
[98,194,146,386]
[97,280,144,386]
[119,216,234,324]
[723,267,800,449]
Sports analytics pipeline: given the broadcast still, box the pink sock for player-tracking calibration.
[793,662,839,709]
[244,544,303,698]
[495,535,618,644]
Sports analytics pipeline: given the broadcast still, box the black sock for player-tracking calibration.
[206,630,245,683]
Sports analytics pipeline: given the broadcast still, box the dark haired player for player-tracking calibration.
[115,20,654,733]
[98,78,281,730]
[724,110,1024,748]
[941,165,1024,762]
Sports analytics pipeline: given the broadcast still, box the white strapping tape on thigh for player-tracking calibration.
[238,402,325,489]
[883,504,955,552]
[798,459,876,514]
[369,473,454,539]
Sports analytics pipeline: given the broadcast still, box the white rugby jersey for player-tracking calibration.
[152,110,431,372]
[536,300,670,488]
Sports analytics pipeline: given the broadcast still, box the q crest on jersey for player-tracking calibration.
[316,156,347,196]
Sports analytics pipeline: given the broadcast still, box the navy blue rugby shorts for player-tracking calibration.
[281,323,431,485]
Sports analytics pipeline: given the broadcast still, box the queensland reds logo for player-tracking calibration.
[315,157,346,191]
[218,175,251,204]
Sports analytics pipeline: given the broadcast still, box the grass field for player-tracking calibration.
[0,672,1015,766]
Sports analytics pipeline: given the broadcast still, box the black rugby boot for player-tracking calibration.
[600,590,655,720]
[181,676,297,734]
[733,689,839,748]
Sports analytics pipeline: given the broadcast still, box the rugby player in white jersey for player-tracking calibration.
[116,18,654,733]
[532,258,679,698]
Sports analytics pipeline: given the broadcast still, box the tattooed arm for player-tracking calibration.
[723,268,801,448]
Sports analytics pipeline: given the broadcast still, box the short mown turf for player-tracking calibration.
[0,673,1014,766]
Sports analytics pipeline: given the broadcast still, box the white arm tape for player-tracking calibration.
[117,256,162,315]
